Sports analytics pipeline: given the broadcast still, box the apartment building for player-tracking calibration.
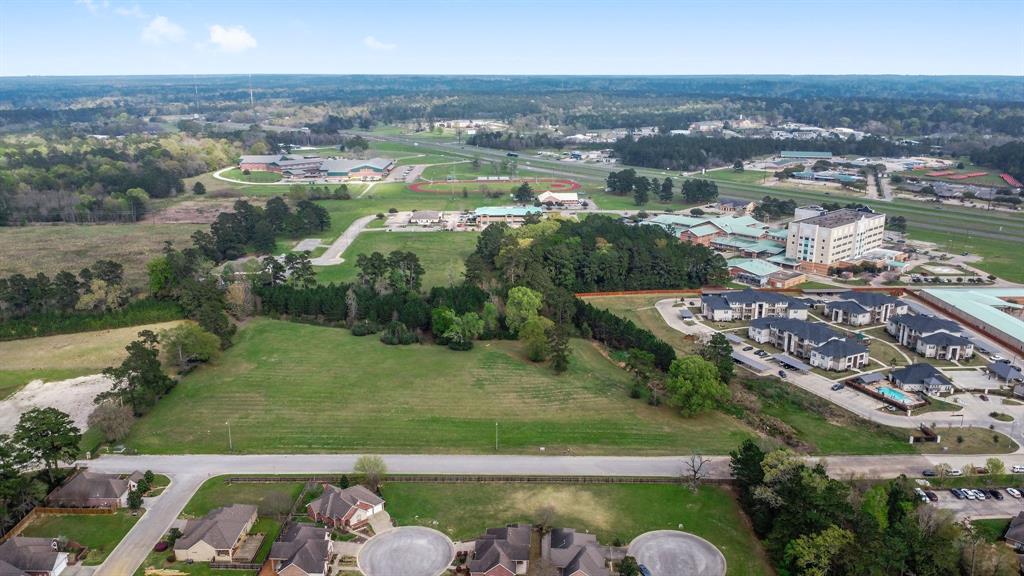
[700,289,809,322]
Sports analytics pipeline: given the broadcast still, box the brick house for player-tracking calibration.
[46,470,140,509]
[306,485,384,531]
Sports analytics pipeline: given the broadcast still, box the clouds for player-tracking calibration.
[142,16,185,45]
[114,4,147,19]
[209,24,258,53]
[363,36,397,51]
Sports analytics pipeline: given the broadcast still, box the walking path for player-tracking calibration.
[310,214,376,266]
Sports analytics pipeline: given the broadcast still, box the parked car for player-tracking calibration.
[1007,488,1022,499]
[980,394,989,401]
[914,488,928,502]
[922,469,937,477]
[946,468,963,477]
[778,370,787,378]
[925,490,938,502]
[742,346,754,352]
[974,490,987,500]
[950,488,964,499]
[963,489,976,500]
[990,489,1004,500]
[831,383,845,391]
[1013,465,1024,473]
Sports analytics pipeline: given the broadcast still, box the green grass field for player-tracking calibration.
[125,318,755,455]
[316,231,478,288]
[21,511,139,565]
[705,169,773,185]
[384,482,771,575]
[182,476,305,517]
[582,293,701,356]
[220,168,283,183]
[906,227,1024,283]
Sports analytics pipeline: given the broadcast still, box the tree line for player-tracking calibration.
[465,131,565,151]
[730,439,1017,575]
[188,197,330,263]
[970,141,1024,181]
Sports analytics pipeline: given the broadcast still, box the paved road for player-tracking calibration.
[310,214,376,266]
[82,451,1024,575]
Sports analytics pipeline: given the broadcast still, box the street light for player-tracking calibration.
[226,421,233,452]
[495,422,499,451]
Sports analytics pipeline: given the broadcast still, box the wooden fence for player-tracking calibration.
[1,506,115,542]
[226,474,730,486]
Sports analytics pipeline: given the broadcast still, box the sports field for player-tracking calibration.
[124,318,755,455]
[385,482,771,576]
[315,231,478,288]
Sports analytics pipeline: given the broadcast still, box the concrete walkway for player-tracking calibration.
[310,214,376,266]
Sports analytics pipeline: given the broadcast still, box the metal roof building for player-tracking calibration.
[917,288,1024,354]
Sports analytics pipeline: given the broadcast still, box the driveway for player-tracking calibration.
[310,214,376,266]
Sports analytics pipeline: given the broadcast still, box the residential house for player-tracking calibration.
[174,504,258,563]
[0,537,68,576]
[269,525,332,576]
[701,289,809,322]
[890,364,954,395]
[306,485,384,531]
[809,338,870,372]
[47,470,139,509]
[1004,511,1024,549]
[886,314,974,360]
[469,524,609,576]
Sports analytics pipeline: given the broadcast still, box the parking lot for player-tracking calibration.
[932,487,1024,519]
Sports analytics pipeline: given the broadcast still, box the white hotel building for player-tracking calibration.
[785,208,886,274]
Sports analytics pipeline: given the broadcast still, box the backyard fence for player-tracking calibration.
[1,506,115,542]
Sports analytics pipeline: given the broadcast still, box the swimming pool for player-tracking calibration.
[877,386,912,404]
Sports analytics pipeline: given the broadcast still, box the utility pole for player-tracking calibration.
[495,422,499,451]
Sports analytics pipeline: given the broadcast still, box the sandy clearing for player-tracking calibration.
[0,374,112,433]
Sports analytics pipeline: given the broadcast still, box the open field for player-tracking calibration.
[183,476,304,517]
[219,168,282,183]
[21,510,139,565]
[905,227,1024,283]
[0,223,203,290]
[316,231,478,288]
[705,169,773,185]
[898,159,1008,188]
[385,482,772,576]
[0,320,185,398]
[124,318,755,454]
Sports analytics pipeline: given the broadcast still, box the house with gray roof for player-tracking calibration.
[886,314,973,360]
[0,537,68,576]
[269,524,331,576]
[809,338,870,372]
[890,364,954,395]
[174,504,258,563]
[827,292,908,325]
[306,484,384,532]
[990,361,1024,384]
[469,524,609,576]
[1005,511,1024,549]
[700,289,808,322]
[47,470,139,509]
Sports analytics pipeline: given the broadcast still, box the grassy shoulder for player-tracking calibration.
[20,510,140,565]
[315,231,478,289]
[125,318,754,455]
[385,482,771,576]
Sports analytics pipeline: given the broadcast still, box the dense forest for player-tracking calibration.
[612,134,928,171]
[970,140,1024,181]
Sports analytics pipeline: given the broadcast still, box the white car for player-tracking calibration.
[974,490,987,500]
[947,468,963,477]
[914,487,928,502]
[1012,465,1024,473]
[1007,488,1022,499]
[964,490,976,500]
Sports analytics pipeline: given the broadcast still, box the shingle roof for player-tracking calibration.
[842,292,902,308]
[750,317,840,343]
[989,362,1024,382]
[890,363,953,388]
[175,504,257,552]
[49,471,128,502]
[917,332,972,347]
[1006,511,1024,544]
[813,338,868,359]
[889,314,962,335]
[269,525,329,575]
[469,524,532,574]
[701,294,731,311]
[307,485,383,523]
[0,538,61,573]
[826,300,870,315]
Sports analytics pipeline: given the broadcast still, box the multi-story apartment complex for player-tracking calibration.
[785,208,886,274]
[748,317,868,371]
[824,292,909,326]
[886,314,975,361]
[700,290,809,322]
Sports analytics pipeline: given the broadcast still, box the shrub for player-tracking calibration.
[350,320,381,336]
[376,213,385,219]
[380,321,417,345]
[388,207,398,213]
[154,541,168,552]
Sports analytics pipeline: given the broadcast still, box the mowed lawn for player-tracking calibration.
[384,483,771,576]
[125,319,754,454]
[183,476,304,517]
[21,511,139,565]
[316,231,478,288]
[0,223,202,291]
[583,293,701,355]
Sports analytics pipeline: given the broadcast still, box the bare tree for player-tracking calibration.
[683,454,712,492]
[354,454,387,493]
[535,505,557,534]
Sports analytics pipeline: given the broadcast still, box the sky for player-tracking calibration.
[1,0,1022,76]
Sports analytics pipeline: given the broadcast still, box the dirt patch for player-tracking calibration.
[146,199,259,224]
[504,486,612,531]
[0,375,112,433]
